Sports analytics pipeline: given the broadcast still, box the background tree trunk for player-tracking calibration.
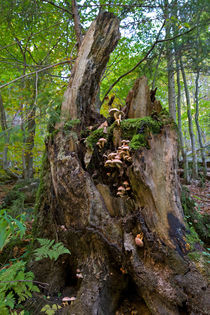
[194,69,207,177]
[0,94,19,179]
[180,55,198,179]
[34,12,209,315]
[164,0,176,121]
[174,53,189,183]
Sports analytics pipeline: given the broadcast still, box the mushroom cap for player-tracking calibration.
[135,237,144,247]
[62,296,76,302]
[109,108,119,116]
[112,159,123,168]
[105,160,113,167]
[118,186,126,191]
[117,191,124,197]
[108,152,117,160]
[98,138,107,143]
[123,181,129,187]
[114,110,123,118]
[117,150,126,158]
[122,140,130,144]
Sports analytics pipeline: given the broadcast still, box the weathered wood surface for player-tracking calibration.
[61,11,120,128]
[34,12,209,315]
[126,76,162,119]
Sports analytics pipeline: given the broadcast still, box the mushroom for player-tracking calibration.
[105,160,114,167]
[121,140,130,146]
[98,138,107,148]
[117,186,126,197]
[111,158,123,168]
[109,108,124,126]
[117,149,126,159]
[114,110,124,126]
[121,145,130,156]
[123,180,131,191]
[123,181,129,188]
[108,152,117,160]
[135,233,144,247]
[109,108,120,120]
[62,296,76,306]
[96,141,101,149]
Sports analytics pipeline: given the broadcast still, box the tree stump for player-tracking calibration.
[34,11,209,315]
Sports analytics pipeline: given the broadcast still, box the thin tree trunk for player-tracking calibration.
[0,94,19,179]
[194,69,207,177]
[152,44,164,90]
[180,55,198,179]
[24,105,36,179]
[0,94,9,170]
[164,0,176,121]
[174,53,189,182]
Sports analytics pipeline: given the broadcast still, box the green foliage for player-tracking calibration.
[34,238,70,261]
[0,261,39,314]
[41,304,62,315]
[0,209,26,251]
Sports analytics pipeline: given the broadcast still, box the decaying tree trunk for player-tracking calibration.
[34,12,209,315]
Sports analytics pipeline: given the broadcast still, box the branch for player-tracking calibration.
[101,24,196,105]
[0,22,61,52]
[0,59,74,89]
[41,0,72,16]
[72,0,83,47]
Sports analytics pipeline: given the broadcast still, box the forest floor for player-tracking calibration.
[188,180,210,215]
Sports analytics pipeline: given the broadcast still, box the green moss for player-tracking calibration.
[129,134,148,150]
[120,116,162,150]
[85,112,173,151]
[86,128,108,149]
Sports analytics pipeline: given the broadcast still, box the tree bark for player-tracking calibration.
[194,68,207,177]
[0,94,9,170]
[180,56,198,179]
[60,11,120,129]
[0,94,19,179]
[164,0,176,121]
[71,0,83,48]
[34,12,209,315]
[174,52,189,183]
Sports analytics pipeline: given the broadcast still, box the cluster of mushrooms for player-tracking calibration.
[103,139,132,169]
[101,139,132,197]
[116,180,131,197]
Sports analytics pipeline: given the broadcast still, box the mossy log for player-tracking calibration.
[34,11,209,315]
